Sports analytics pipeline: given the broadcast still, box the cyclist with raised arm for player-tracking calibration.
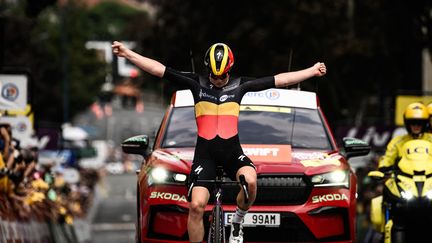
[112,41,326,243]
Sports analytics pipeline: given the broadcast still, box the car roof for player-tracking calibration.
[173,88,318,109]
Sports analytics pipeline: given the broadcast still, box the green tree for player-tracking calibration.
[2,1,151,125]
[28,2,106,123]
[86,1,151,41]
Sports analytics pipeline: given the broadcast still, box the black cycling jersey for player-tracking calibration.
[163,67,275,191]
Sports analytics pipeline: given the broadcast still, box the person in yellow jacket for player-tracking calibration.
[379,102,432,172]
[0,154,13,194]
[427,102,432,132]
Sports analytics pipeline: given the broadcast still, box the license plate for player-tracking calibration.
[224,213,280,227]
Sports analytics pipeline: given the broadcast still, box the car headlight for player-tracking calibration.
[401,190,414,200]
[311,170,349,188]
[148,167,187,186]
[426,190,432,200]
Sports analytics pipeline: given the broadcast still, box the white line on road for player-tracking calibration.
[92,223,135,231]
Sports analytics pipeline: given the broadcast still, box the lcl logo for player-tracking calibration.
[406,146,429,154]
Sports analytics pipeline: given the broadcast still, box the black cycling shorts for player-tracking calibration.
[189,135,255,194]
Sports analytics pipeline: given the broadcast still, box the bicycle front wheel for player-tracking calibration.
[208,205,225,243]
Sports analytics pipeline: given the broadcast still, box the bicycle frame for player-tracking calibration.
[188,167,249,243]
[208,168,225,243]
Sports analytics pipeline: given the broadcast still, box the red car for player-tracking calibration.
[122,88,370,243]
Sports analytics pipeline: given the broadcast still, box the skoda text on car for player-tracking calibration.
[122,88,370,243]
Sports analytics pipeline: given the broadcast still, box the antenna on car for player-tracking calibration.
[287,48,299,146]
[288,48,293,72]
[190,49,196,73]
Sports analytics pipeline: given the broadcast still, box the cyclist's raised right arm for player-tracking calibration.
[112,41,165,78]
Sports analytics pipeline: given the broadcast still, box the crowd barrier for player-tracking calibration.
[0,218,78,243]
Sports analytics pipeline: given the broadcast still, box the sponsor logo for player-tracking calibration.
[241,144,291,163]
[194,165,203,174]
[216,50,223,61]
[219,94,235,102]
[238,154,246,161]
[199,89,217,101]
[292,152,326,160]
[150,192,188,203]
[243,147,280,157]
[407,146,429,154]
[1,83,19,101]
[344,138,368,146]
[125,136,148,143]
[216,191,221,201]
[16,122,27,132]
[311,193,348,203]
[244,90,280,100]
[245,92,265,98]
[265,90,280,100]
[222,82,238,91]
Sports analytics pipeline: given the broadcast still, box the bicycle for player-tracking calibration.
[188,166,249,243]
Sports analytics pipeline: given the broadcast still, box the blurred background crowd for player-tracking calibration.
[0,122,102,241]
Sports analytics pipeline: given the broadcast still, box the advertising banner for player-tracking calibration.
[0,74,28,111]
[0,116,33,145]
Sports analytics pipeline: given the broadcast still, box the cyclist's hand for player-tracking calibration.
[313,62,326,77]
[112,41,129,58]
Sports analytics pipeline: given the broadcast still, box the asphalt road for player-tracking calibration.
[91,173,137,243]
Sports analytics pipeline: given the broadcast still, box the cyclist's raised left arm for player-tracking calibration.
[274,62,326,88]
[112,41,166,78]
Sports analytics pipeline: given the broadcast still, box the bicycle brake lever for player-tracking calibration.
[239,175,249,204]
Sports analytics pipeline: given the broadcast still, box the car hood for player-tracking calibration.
[150,146,349,176]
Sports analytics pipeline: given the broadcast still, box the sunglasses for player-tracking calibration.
[210,72,228,79]
[409,120,426,126]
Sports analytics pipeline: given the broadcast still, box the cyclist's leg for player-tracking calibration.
[188,186,210,242]
[224,152,257,209]
[188,159,215,242]
[225,154,256,243]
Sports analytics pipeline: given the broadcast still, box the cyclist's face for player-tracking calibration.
[410,124,423,135]
[209,73,229,88]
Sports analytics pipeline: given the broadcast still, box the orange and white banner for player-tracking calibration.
[241,144,292,163]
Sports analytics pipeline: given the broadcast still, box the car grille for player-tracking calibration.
[148,203,350,242]
[209,175,311,205]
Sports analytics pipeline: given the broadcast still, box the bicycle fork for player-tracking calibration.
[208,181,225,243]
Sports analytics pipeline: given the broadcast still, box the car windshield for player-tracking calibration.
[161,105,332,150]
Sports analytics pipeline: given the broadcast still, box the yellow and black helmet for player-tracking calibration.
[403,102,429,136]
[204,43,234,76]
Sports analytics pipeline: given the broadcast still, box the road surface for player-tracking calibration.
[91,173,137,243]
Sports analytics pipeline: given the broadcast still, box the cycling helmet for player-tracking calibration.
[403,102,429,137]
[204,43,234,76]
[427,102,432,116]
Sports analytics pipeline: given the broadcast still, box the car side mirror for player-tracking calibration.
[342,137,371,159]
[121,135,150,157]
[368,170,385,180]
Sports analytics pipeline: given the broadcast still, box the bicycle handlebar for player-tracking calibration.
[187,173,250,204]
